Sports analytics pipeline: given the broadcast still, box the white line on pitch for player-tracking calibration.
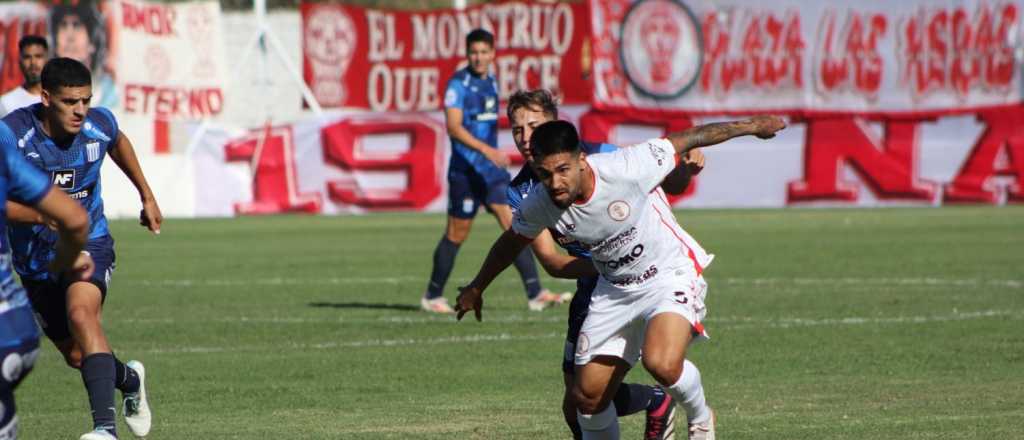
[132,309,1022,354]
[117,309,1021,326]
[122,276,1023,288]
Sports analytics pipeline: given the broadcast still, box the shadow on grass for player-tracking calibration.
[308,302,420,312]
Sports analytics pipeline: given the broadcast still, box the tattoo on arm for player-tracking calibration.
[666,120,753,155]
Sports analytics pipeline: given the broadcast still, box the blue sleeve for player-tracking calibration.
[598,143,618,153]
[443,77,466,110]
[0,122,51,205]
[507,185,522,212]
[92,107,120,150]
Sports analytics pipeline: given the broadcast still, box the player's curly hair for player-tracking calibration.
[506,89,559,122]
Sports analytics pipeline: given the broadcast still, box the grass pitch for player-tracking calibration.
[18,207,1024,439]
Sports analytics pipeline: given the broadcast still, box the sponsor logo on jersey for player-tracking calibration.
[596,244,645,269]
[649,143,668,166]
[51,169,75,190]
[586,226,638,253]
[69,189,91,200]
[17,127,35,149]
[608,264,660,287]
[608,200,631,221]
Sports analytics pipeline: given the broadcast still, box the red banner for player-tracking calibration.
[301,0,590,111]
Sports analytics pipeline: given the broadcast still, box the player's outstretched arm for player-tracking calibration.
[33,187,94,281]
[456,229,534,321]
[531,231,598,279]
[665,115,787,156]
[109,130,163,234]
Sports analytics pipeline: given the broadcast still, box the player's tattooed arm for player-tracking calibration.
[531,231,598,279]
[109,131,163,234]
[456,229,534,321]
[665,115,787,156]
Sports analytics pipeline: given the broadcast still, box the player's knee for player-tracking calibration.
[570,384,606,414]
[446,226,470,243]
[642,356,683,386]
[445,232,467,244]
[66,305,98,330]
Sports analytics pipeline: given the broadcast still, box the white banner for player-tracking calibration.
[108,0,227,120]
[148,106,1022,219]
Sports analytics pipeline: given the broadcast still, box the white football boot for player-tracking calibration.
[688,409,715,440]
[79,429,117,440]
[123,360,152,437]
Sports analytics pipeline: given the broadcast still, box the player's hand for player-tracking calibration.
[486,149,511,168]
[69,251,95,281]
[140,199,163,235]
[748,115,787,139]
[683,149,705,175]
[49,251,94,282]
[455,285,484,322]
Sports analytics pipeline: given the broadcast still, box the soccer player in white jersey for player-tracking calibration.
[0,36,48,116]
[456,116,785,439]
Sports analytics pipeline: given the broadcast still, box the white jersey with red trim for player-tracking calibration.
[512,138,713,293]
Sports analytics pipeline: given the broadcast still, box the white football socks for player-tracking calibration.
[577,402,620,440]
[666,359,711,424]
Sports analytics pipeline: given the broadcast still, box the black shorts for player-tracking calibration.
[562,275,599,375]
[23,235,116,342]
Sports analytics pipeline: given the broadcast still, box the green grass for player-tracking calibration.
[17,207,1024,439]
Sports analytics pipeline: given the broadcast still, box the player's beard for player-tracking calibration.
[548,186,577,209]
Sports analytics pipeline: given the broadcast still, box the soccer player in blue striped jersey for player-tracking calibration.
[3,58,159,440]
[0,114,94,440]
[421,29,567,314]
[504,90,705,440]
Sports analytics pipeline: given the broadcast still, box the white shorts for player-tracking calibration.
[574,271,709,367]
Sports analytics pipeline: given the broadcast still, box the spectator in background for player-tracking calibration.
[0,36,49,117]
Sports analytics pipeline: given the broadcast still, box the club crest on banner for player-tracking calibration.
[619,0,703,99]
[304,5,357,107]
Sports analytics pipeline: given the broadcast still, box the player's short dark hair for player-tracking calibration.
[466,29,494,49]
[41,57,92,92]
[18,35,48,53]
[530,120,581,160]
[507,89,558,121]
